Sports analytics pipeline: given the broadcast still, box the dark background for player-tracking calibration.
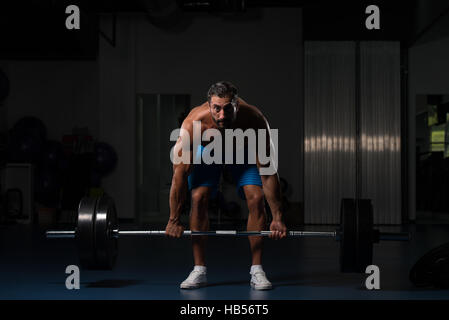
[1,0,449,301]
[1,0,449,227]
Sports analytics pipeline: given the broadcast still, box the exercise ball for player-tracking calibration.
[8,133,44,163]
[11,116,47,142]
[35,169,62,207]
[93,142,118,176]
[40,140,66,171]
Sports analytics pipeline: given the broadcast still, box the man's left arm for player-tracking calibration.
[254,113,287,239]
[260,172,282,221]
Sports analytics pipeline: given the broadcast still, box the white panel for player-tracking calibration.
[304,42,357,224]
[360,42,402,224]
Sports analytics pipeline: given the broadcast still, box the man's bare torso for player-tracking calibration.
[184,98,267,134]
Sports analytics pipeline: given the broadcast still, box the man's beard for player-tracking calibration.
[215,119,232,129]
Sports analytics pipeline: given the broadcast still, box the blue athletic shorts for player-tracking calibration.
[187,145,263,199]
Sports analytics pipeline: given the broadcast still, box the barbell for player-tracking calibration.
[46,195,409,272]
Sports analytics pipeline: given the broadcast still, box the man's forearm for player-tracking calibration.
[169,169,188,221]
[261,174,283,220]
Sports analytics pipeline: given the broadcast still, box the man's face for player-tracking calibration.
[209,95,238,129]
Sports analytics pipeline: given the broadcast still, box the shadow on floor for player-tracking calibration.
[205,280,249,288]
[270,272,449,293]
[86,279,143,288]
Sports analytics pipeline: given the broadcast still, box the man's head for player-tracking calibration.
[207,81,239,129]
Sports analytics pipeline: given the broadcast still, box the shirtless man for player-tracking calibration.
[165,81,287,290]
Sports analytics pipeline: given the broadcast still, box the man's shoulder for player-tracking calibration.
[238,98,263,116]
[237,100,266,127]
[181,103,209,129]
[190,102,209,115]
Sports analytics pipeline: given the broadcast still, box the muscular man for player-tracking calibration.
[165,81,287,290]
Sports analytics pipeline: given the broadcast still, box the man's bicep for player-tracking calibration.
[171,116,195,166]
[254,115,278,176]
[255,116,272,163]
[172,136,193,175]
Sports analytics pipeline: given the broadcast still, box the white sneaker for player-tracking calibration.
[180,269,207,289]
[250,270,273,290]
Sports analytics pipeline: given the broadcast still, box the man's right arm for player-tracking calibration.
[168,162,190,220]
[165,120,193,238]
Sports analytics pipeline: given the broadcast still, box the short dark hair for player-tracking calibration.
[207,81,238,103]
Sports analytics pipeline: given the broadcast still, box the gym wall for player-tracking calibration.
[0,8,304,220]
[408,36,449,221]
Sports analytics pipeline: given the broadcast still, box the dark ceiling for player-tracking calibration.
[0,0,448,59]
[88,0,448,44]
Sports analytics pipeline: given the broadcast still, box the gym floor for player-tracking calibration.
[1,222,449,300]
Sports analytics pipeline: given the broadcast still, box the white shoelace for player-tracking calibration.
[252,271,269,283]
[187,270,205,281]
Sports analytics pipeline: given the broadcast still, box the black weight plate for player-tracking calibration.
[410,242,449,288]
[431,257,449,288]
[77,197,98,269]
[340,198,357,273]
[94,195,118,269]
[356,199,373,273]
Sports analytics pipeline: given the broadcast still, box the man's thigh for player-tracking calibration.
[228,164,263,200]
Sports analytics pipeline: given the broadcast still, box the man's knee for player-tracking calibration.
[246,191,265,216]
[191,188,209,218]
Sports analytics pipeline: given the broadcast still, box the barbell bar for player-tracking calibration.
[46,229,408,241]
[45,195,410,272]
